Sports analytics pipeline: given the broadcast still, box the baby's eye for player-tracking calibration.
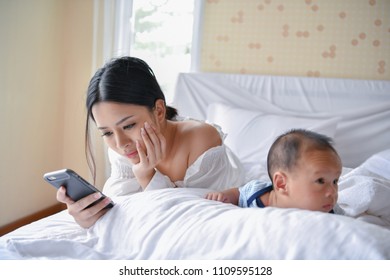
[101,131,113,137]
[316,178,325,184]
[333,178,339,185]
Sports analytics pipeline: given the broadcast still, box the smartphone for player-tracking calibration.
[43,168,114,209]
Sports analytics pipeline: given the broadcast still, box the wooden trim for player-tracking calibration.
[0,203,67,236]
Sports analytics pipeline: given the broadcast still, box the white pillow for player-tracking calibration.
[207,103,340,180]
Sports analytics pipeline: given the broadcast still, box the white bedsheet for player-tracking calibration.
[1,150,389,260]
[338,150,390,229]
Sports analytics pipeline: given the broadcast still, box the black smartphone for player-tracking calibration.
[43,168,114,209]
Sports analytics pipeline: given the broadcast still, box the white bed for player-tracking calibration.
[1,73,390,260]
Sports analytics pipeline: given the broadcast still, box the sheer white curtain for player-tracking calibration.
[92,0,132,68]
[190,0,203,72]
[90,0,134,182]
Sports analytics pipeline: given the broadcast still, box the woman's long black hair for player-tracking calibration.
[85,56,178,183]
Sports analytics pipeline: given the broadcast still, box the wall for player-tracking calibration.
[201,0,390,80]
[0,0,94,227]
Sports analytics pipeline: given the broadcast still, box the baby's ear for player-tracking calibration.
[273,172,288,194]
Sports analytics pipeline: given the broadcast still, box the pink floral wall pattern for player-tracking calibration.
[200,0,390,80]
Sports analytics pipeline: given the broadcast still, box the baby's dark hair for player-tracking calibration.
[266,129,339,182]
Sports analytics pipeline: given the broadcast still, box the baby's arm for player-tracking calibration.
[205,188,240,205]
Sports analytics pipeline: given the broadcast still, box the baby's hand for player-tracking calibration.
[205,192,230,203]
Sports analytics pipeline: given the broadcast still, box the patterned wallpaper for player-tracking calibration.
[200,0,390,80]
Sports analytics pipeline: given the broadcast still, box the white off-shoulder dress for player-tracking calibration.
[102,121,245,197]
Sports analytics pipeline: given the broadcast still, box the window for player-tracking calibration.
[129,0,196,103]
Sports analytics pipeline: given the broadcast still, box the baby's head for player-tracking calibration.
[266,129,342,212]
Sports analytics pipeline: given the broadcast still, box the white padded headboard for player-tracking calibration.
[172,72,390,168]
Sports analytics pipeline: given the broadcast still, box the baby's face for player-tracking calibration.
[285,149,342,212]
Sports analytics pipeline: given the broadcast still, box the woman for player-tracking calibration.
[57,56,244,228]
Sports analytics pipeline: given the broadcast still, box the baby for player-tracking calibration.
[206,129,342,213]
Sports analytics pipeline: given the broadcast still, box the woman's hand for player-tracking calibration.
[56,186,112,228]
[132,122,167,188]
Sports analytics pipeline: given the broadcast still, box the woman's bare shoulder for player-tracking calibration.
[181,120,221,143]
[178,120,222,163]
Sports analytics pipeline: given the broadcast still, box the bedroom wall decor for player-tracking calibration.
[200,0,390,80]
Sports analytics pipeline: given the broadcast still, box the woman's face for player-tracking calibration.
[92,101,156,164]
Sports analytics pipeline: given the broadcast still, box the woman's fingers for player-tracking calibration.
[70,192,103,213]
[56,186,75,205]
[69,195,111,223]
[140,126,155,164]
[57,186,112,228]
[136,139,147,163]
[150,122,166,159]
[141,122,165,164]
